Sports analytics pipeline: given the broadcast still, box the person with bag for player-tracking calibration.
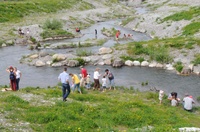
[6,66,17,91]
[105,69,115,90]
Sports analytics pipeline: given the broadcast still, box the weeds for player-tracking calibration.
[173,61,183,73]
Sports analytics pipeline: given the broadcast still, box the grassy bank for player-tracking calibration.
[0,0,94,23]
[0,87,199,131]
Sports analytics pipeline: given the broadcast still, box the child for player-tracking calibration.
[102,76,107,92]
[86,74,91,89]
[159,90,164,104]
[171,95,178,106]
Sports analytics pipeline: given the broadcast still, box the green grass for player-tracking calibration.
[0,87,199,131]
[182,22,200,36]
[121,17,135,26]
[115,37,200,63]
[173,61,183,73]
[162,7,200,22]
[0,0,92,23]
[192,53,200,65]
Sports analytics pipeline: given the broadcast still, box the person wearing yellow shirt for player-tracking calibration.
[69,73,82,94]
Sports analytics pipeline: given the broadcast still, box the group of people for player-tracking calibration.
[159,90,195,112]
[58,66,115,101]
[6,66,22,91]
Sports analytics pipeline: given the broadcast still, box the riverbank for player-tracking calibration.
[0,86,199,131]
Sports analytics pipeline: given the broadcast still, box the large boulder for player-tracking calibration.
[133,61,140,66]
[113,59,124,67]
[52,54,66,61]
[125,60,133,66]
[67,60,79,67]
[165,63,174,70]
[90,55,101,63]
[98,62,105,65]
[141,61,149,66]
[35,60,45,67]
[99,47,112,55]
[2,43,6,47]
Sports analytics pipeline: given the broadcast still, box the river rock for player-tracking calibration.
[29,54,39,59]
[193,64,200,75]
[99,47,112,55]
[181,67,191,75]
[90,55,101,63]
[52,62,62,67]
[52,54,66,61]
[2,43,6,47]
[104,59,112,65]
[39,51,50,57]
[82,57,91,62]
[102,54,112,60]
[188,64,194,71]
[133,61,140,66]
[46,61,52,65]
[149,62,157,67]
[35,60,45,67]
[156,63,163,68]
[141,61,149,66]
[165,64,174,70]
[67,60,79,67]
[125,60,133,66]
[98,62,105,65]
[113,59,123,67]
[6,40,14,45]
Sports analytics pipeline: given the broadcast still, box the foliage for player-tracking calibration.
[162,7,200,22]
[43,19,63,30]
[76,49,92,56]
[40,29,74,39]
[173,61,183,73]
[0,87,199,131]
[182,22,200,36]
[120,55,145,62]
[0,0,89,23]
[74,58,86,66]
[192,53,200,66]
[197,96,200,102]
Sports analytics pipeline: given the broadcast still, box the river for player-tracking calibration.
[0,19,199,105]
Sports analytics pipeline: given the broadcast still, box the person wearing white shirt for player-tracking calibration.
[14,67,22,91]
[183,94,195,112]
[93,68,101,90]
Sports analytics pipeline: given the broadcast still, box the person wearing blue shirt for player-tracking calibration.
[58,67,70,101]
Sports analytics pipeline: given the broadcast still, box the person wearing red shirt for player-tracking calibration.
[80,66,88,87]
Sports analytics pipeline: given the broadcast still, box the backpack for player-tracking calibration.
[10,72,15,81]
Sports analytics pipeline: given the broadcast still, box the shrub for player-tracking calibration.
[182,22,200,36]
[197,96,200,102]
[173,61,183,73]
[43,19,63,30]
[74,58,86,66]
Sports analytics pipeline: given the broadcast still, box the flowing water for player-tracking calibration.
[0,19,199,105]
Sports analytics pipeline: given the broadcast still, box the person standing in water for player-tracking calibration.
[6,66,17,91]
[14,67,22,91]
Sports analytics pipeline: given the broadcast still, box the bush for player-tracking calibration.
[76,49,92,56]
[74,58,86,66]
[43,19,63,30]
[173,61,183,73]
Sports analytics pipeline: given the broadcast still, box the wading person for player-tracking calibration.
[14,67,22,91]
[69,73,82,94]
[6,66,17,91]
[58,67,70,101]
